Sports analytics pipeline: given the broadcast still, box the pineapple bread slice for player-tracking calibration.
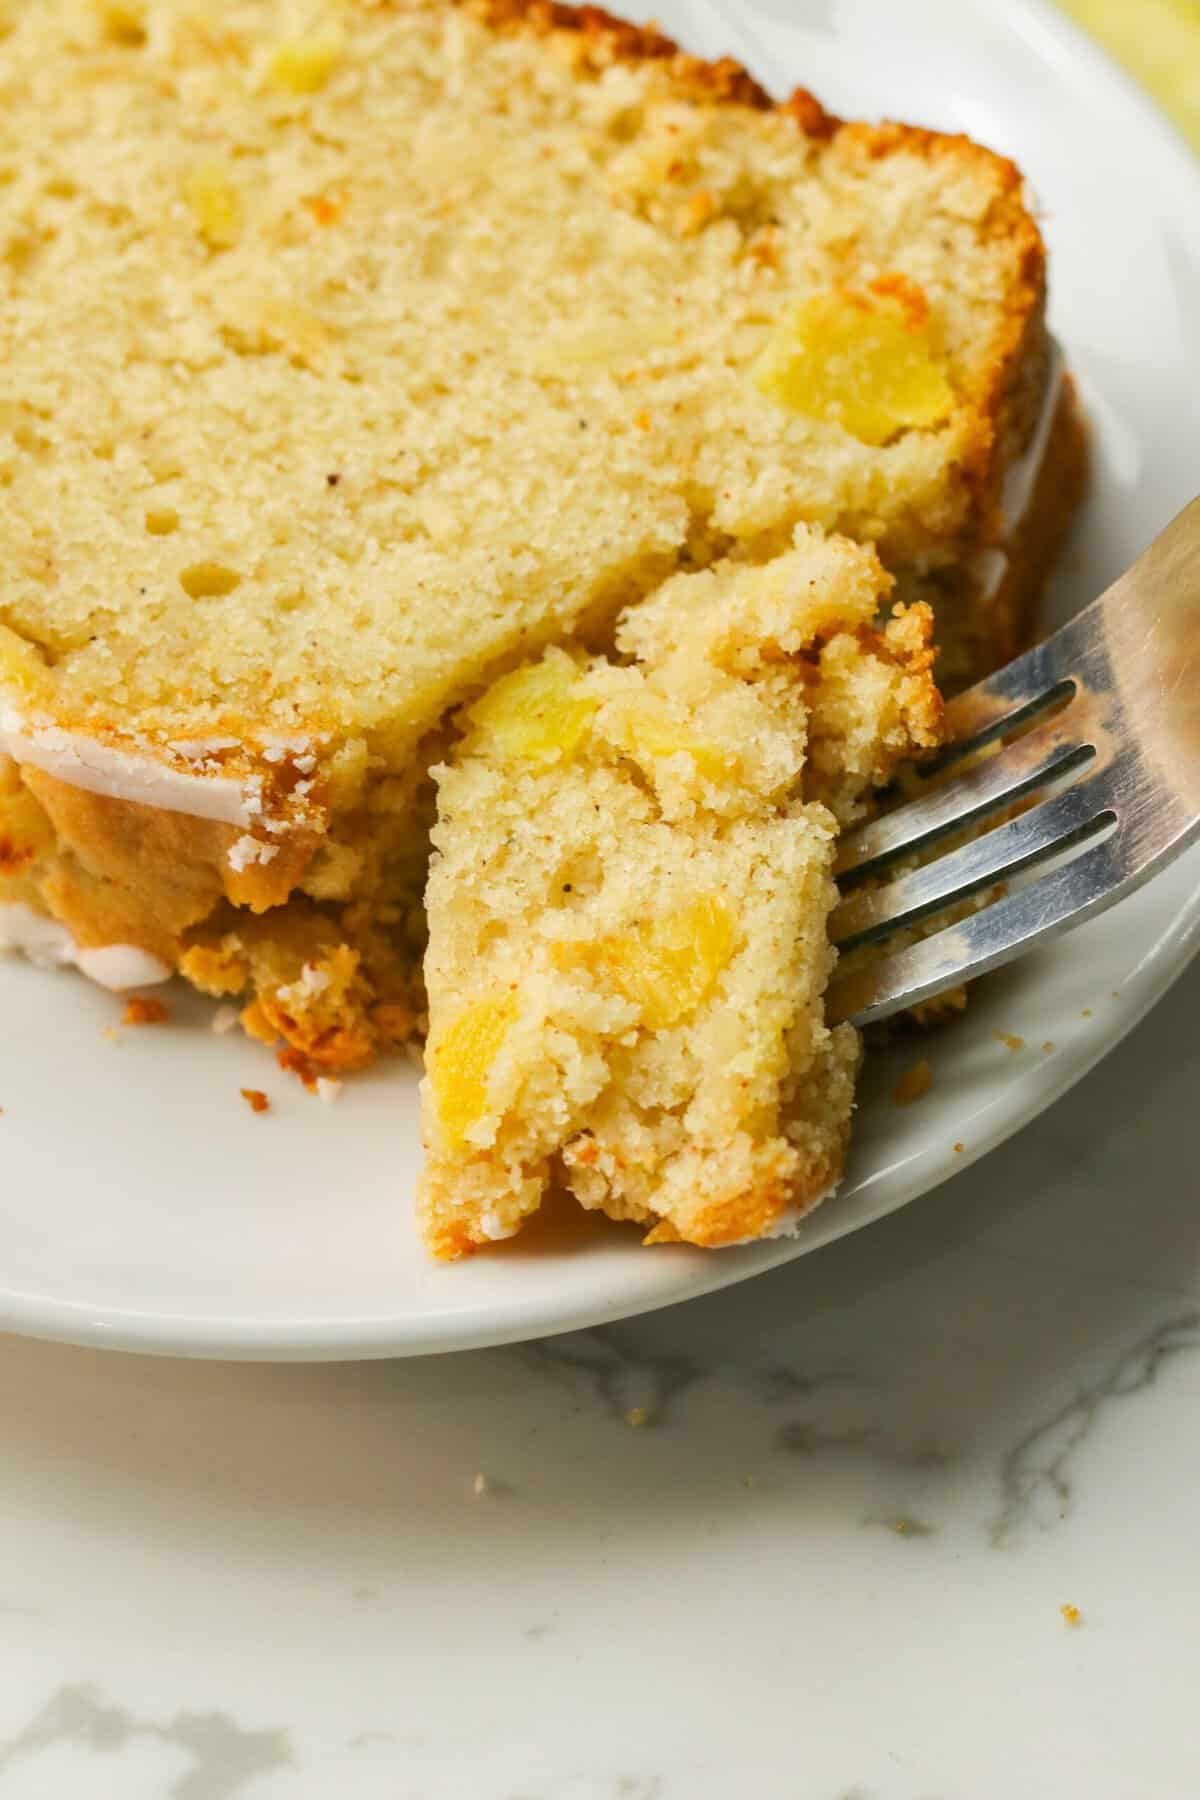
[419,527,941,1257]
[0,0,1076,1064]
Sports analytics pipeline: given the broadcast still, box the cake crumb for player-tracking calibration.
[240,1088,270,1114]
[953,1141,965,1154]
[122,996,168,1027]
[211,1004,240,1036]
[624,1406,651,1429]
[1060,1603,1081,1627]
[1081,1008,1092,1018]
[994,1032,1024,1051]
[1042,1040,1055,1053]
[472,1471,490,1498]
[277,1046,320,1091]
[316,1077,343,1104]
[892,1060,932,1106]
[890,1516,934,1537]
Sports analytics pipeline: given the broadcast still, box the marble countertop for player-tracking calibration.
[0,961,1196,1798]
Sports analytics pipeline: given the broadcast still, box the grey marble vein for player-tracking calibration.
[0,1685,291,1799]
[521,1327,860,1430]
[990,1313,1200,1546]
[519,1330,705,1427]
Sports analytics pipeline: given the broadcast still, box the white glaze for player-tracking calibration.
[75,943,174,991]
[227,834,281,873]
[0,705,261,828]
[0,902,171,991]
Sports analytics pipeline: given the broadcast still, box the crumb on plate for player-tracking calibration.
[892,1059,933,1106]
[240,1087,270,1114]
[122,996,168,1027]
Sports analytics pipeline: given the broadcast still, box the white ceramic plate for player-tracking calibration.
[2,0,1197,1360]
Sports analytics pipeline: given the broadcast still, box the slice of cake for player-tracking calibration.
[0,0,1083,1062]
[419,527,941,1256]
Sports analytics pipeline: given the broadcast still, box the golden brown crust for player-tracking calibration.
[469,0,1050,566]
[471,0,774,107]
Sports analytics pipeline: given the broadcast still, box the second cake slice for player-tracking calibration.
[420,527,942,1257]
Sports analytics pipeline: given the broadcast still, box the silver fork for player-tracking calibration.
[826,497,1200,1027]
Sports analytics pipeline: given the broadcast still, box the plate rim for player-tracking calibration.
[2,0,1198,1360]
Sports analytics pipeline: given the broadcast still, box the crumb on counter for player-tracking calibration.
[240,1088,270,1114]
[1081,1008,1092,1018]
[994,1032,1025,1051]
[472,1472,490,1498]
[892,1059,933,1106]
[1042,1040,1055,1053]
[1060,1603,1081,1627]
[890,1516,934,1537]
[122,996,168,1027]
[624,1406,651,1429]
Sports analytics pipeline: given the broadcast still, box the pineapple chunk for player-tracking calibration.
[0,623,52,705]
[268,23,344,95]
[92,0,146,45]
[466,652,597,764]
[754,290,954,445]
[429,991,519,1147]
[184,159,242,250]
[613,693,737,783]
[562,895,737,1028]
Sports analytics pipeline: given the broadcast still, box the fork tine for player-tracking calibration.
[836,711,1095,885]
[829,777,1115,951]
[826,835,1128,1027]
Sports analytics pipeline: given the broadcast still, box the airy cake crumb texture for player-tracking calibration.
[419,527,941,1256]
[0,0,1040,756]
[0,0,1063,1088]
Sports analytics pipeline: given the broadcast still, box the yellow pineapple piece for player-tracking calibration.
[0,623,52,705]
[754,290,954,445]
[465,651,597,764]
[267,23,345,95]
[184,158,242,250]
[91,0,146,45]
[429,990,519,1147]
[563,895,737,1028]
[614,694,737,784]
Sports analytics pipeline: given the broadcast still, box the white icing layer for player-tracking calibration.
[76,943,173,990]
[0,705,260,827]
[0,903,172,991]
